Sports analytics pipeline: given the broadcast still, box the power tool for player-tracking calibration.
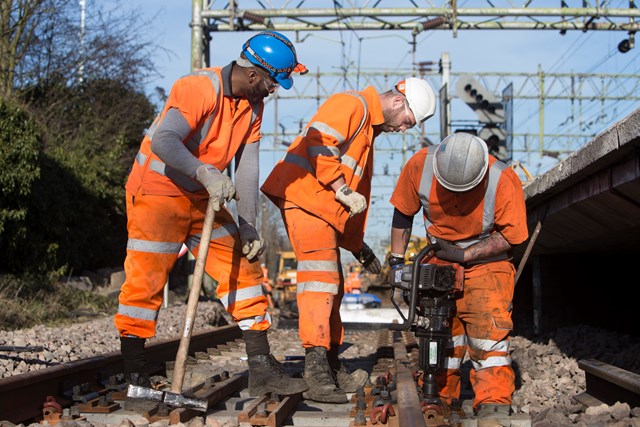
[389,243,464,411]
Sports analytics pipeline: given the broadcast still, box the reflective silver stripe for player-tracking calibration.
[297,281,338,294]
[135,151,147,166]
[148,159,203,192]
[282,152,315,173]
[237,312,272,330]
[117,303,158,321]
[191,71,221,136]
[185,222,238,252]
[218,284,265,308]
[450,334,467,348]
[419,152,435,232]
[297,260,339,272]
[471,355,512,370]
[482,162,506,231]
[127,239,183,254]
[444,356,462,370]
[341,155,364,178]
[308,145,340,157]
[305,121,346,144]
[468,336,510,352]
[339,92,368,154]
[146,118,160,140]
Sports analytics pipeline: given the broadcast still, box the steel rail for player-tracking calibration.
[0,325,242,424]
[576,358,640,409]
[392,330,427,427]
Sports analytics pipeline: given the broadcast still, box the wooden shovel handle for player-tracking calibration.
[171,198,216,393]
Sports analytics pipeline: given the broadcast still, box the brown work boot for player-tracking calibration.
[476,404,511,427]
[335,365,369,393]
[327,345,368,393]
[302,347,348,403]
[247,354,309,397]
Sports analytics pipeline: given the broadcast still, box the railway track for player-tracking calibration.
[1,322,638,427]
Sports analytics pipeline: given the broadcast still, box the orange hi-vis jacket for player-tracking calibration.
[126,65,263,196]
[261,86,383,253]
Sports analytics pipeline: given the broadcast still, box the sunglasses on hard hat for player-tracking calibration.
[402,99,416,130]
[254,67,279,90]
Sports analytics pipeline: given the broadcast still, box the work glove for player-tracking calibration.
[353,242,382,274]
[239,223,266,261]
[196,164,238,211]
[334,184,367,217]
[434,238,465,263]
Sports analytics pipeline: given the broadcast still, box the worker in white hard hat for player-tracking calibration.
[387,132,528,426]
[262,77,437,403]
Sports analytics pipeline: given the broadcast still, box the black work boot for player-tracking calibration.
[121,336,154,411]
[120,336,151,388]
[327,345,369,393]
[476,404,511,427]
[247,354,309,397]
[302,347,348,403]
[124,372,152,388]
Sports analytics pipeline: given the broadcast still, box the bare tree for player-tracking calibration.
[1,0,162,99]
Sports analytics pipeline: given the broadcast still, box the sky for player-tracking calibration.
[100,1,639,257]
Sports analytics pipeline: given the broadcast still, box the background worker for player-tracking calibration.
[114,31,308,397]
[344,265,362,294]
[387,132,528,426]
[261,78,437,403]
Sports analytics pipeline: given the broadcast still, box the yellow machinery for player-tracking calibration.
[368,235,429,290]
[272,251,298,314]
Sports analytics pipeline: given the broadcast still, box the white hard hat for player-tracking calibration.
[396,78,436,124]
[433,133,489,192]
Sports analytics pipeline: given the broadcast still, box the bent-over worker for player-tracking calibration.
[388,132,528,426]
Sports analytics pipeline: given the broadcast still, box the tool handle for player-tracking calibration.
[171,198,216,393]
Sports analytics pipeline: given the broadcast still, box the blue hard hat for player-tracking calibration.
[242,31,307,90]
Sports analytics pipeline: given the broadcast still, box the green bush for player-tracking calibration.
[0,100,42,268]
[1,78,155,277]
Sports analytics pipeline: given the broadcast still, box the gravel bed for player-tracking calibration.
[1,301,639,426]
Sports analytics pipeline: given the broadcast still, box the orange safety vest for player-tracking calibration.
[126,65,263,196]
[261,86,384,252]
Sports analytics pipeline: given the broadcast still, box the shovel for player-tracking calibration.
[127,197,217,412]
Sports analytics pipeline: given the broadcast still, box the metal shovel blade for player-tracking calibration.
[126,384,164,401]
[126,384,208,412]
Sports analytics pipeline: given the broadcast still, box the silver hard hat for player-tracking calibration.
[433,133,489,192]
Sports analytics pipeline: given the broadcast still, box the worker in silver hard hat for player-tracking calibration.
[387,132,528,425]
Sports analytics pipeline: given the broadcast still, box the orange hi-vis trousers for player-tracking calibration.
[281,206,345,350]
[114,190,269,339]
[437,262,516,409]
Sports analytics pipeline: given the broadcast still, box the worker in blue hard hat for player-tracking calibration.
[115,31,308,398]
